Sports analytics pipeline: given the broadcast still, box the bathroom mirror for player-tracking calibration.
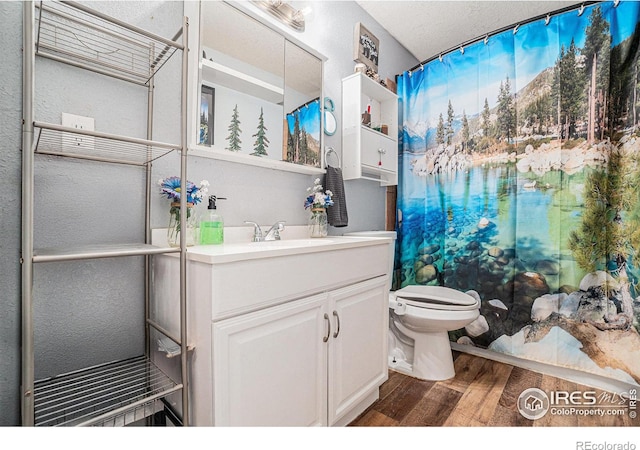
[194,1,325,173]
[323,97,337,136]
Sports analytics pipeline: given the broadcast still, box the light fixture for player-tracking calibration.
[252,1,306,32]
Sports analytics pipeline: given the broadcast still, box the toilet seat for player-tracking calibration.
[392,285,479,311]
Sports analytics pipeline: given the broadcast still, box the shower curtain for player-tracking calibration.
[396,1,640,385]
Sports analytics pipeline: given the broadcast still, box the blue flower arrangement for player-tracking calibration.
[159,176,209,205]
[304,178,334,209]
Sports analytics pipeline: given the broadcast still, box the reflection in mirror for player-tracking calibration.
[324,110,337,136]
[195,1,325,171]
[200,1,284,158]
[283,41,323,167]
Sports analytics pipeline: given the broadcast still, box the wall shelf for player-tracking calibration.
[342,73,399,186]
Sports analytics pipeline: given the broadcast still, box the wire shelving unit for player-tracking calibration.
[22,0,190,427]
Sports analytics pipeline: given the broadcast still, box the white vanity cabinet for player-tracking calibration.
[342,72,399,186]
[213,276,388,426]
[152,235,392,426]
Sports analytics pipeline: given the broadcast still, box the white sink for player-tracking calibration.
[185,235,389,264]
[152,225,392,264]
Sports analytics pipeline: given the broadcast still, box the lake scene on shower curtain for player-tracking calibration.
[397,1,640,385]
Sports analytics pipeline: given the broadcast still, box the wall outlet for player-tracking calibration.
[61,113,95,152]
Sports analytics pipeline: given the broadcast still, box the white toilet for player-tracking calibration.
[345,231,480,381]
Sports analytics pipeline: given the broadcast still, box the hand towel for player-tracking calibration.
[324,165,348,227]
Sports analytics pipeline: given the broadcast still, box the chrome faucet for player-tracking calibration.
[245,221,286,242]
[264,221,285,241]
[244,221,263,242]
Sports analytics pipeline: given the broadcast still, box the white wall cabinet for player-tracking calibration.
[212,276,388,426]
[342,72,399,186]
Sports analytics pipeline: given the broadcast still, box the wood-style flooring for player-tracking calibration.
[349,352,638,427]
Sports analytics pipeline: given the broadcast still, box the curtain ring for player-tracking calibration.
[513,24,519,35]
[420,64,424,71]
[484,34,489,45]
[578,4,585,16]
[460,45,464,55]
[614,0,620,7]
[438,54,443,63]
[545,14,551,25]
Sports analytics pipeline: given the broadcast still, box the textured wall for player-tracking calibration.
[0,0,417,425]
[0,0,24,428]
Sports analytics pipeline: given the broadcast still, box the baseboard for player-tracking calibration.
[450,342,638,394]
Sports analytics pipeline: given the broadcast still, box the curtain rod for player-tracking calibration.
[407,0,603,74]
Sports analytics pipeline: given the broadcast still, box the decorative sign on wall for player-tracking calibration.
[353,22,379,73]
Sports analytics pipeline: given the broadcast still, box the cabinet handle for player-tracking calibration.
[323,313,330,342]
[332,310,340,338]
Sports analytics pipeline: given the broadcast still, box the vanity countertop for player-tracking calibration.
[185,235,392,264]
[152,226,392,264]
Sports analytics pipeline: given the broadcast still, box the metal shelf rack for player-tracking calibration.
[34,0,179,86]
[22,1,190,426]
[33,121,179,165]
[34,356,182,427]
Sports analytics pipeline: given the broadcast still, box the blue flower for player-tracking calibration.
[159,176,209,205]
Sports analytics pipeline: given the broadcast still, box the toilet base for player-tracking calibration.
[388,327,456,381]
[412,330,456,380]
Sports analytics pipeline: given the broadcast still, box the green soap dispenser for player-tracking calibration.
[200,195,226,245]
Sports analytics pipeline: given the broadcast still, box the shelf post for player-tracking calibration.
[180,15,190,427]
[21,0,35,426]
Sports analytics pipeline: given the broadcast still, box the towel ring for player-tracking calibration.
[325,146,341,168]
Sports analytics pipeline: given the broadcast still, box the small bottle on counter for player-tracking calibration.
[200,195,226,245]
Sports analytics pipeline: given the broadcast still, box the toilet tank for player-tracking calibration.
[344,231,396,291]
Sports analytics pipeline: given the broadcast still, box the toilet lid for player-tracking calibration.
[393,285,479,311]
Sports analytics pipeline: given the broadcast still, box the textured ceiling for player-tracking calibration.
[356,1,584,65]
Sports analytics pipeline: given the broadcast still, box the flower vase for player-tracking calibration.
[308,207,328,238]
[167,202,197,247]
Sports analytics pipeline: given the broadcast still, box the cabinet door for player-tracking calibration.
[213,293,329,426]
[360,127,397,172]
[327,276,389,425]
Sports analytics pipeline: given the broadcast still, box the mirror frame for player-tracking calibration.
[186,1,328,175]
[323,97,337,136]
